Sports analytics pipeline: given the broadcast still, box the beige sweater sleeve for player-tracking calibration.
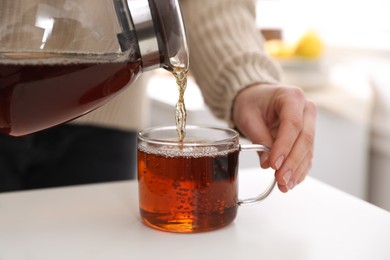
[180,0,282,125]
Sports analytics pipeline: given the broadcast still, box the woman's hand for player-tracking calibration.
[232,83,317,192]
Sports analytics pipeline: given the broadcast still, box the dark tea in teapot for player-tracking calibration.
[0,0,188,136]
[0,52,141,136]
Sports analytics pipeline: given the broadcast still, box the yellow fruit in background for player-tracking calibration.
[294,30,323,58]
[264,39,295,59]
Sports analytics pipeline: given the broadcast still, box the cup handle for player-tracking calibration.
[237,144,277,206]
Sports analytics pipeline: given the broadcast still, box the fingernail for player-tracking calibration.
[283,170,292,185]
[275,155,284,170]
[261,153,269,167]
[287,180,295,190]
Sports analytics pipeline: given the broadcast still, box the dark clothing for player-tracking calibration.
[0,124,137,192]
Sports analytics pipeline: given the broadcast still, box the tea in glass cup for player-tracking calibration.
[137,125,276,233]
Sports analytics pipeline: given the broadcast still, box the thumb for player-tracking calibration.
[235,111,274,168]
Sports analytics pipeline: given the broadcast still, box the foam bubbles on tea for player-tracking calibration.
[138,143,237,159]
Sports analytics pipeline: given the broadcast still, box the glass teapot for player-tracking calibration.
[0,0,188,136]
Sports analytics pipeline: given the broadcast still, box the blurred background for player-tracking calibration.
[146,0,390,211]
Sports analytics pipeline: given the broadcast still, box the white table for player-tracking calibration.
[1,168,390,260]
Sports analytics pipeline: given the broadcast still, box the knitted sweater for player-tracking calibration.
[74,0,282,131]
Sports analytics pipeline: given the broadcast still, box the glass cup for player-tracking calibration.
[137,125,276,233]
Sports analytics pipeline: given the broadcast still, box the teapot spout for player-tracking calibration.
[114,0,188,72]
[149,0,189,72]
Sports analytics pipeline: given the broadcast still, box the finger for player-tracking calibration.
[233,96,275,168]
[277,100,317,189]
[295,154,313,185]
[277,183,289,193]
[276,168,292,193]
[268,87,306,170]
[277,149,312,189]
[238,111,274,168]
